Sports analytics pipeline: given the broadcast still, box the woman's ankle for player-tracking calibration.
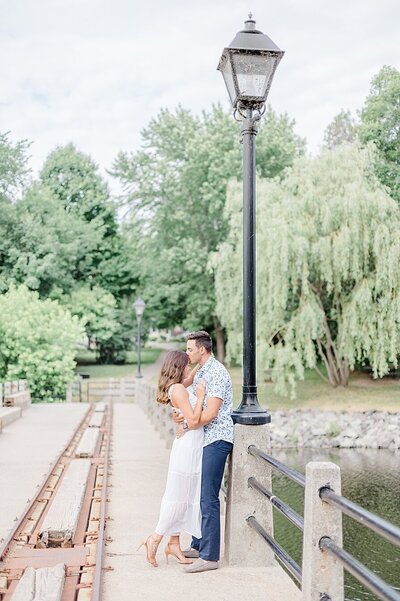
[168,536,180,546]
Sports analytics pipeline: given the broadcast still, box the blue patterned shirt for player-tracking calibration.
[193,356,234,447]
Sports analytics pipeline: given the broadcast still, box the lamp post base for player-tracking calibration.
[232,386,271,425]
[232,410,270,425]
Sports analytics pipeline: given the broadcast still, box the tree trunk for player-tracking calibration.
[316,338,350,387]
[213,316,226,364]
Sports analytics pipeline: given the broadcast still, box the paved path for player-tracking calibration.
[102,401,301,601]
[0,402,88,545]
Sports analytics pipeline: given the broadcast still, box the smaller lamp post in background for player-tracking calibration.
[134,297,146,379]
[217,14,284,425]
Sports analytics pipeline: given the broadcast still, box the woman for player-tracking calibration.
[138,350,205,567]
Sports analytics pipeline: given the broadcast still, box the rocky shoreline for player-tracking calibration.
[269,409,400,449]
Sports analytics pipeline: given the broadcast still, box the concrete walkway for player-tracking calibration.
[102,400,301,601]
[0,402,88,545]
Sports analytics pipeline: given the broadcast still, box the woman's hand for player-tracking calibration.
[197,379,206,402]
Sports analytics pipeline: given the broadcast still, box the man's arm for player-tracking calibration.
[186,397,222,428]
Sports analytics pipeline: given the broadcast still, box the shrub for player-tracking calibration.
[0,285,84,401]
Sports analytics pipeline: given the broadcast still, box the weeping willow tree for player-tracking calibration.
[213,144,400,396]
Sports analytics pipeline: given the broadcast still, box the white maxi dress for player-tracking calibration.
[155,384,203,538]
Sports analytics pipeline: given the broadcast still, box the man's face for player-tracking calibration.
[186,340,202,365]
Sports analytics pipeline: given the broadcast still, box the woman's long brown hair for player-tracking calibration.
[156,350,189,405]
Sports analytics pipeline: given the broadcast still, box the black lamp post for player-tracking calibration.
[218,14,284,425]
[134,297,146,379]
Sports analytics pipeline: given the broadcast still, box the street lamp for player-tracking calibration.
[134,297,146,379]
[218,14,284,425]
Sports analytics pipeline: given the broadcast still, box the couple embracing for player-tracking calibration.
[138,330,234,573]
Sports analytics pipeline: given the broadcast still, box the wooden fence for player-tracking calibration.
[0,380,31,409]
[68,377,136,403]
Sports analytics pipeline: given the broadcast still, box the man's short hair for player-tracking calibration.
[187,330,212,353]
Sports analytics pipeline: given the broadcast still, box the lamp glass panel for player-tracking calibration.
[134,299,145,317]
[231,52,276,100]
[219,53,237,105]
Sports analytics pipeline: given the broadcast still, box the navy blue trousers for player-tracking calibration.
[191,440,233,561]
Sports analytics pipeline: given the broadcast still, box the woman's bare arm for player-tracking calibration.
[181,364,199,388]
[171,381,205,426]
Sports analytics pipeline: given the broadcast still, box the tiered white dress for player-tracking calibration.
[155,385,203,538]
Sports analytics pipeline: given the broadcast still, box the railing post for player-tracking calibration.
[224,424,275,566]
[302,462,344,601]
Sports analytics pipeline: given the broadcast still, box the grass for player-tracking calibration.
[230,367,400,412]
[74,347,162,379]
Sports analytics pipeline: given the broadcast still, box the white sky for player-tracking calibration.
[1,0,399,188]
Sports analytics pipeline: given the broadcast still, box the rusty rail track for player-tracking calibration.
[0,401,112,601]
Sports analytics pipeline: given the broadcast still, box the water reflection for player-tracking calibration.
[271,449,400,601]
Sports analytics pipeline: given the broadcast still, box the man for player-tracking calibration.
[174,330,234,573]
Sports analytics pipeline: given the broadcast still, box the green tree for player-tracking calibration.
[0,131,31,204]
[323,109,357,149]
[0,132,31,291]
[96,300,142,364]
[256,107,306,178]
[64,285,118,350]
[38,144,140,362]
[0,285,84,401]
[358,66,400,202]
[40,143,112,222]
[0,183,101,296]
[113,106,237,359]
[39,143,133,293]
[214,144,400,396]
[113,104,304,360]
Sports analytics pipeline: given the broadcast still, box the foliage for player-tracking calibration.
[0,144,140,368]
[214,144,400,396]
[0,183,101,296]
[358,66,400,202]
[0,132,31,293]
[0,285,84,401]
[112,104,304,359]
[256,107,306,178]
[39,143,139,298]
[39,143,112,223]
[323,109,357,149]
[64,285,118,348]
[96,301,143,365]
[327,422,341,438]
[0,131,31,204]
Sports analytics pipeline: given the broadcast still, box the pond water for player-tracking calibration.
[271,448,400,600]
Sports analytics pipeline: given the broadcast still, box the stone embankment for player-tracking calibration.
[270,410,400,449]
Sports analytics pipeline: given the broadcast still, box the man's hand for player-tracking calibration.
[171,409,185,424]
[176,425,186,438]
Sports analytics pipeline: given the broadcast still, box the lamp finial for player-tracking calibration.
[245,12,256,30]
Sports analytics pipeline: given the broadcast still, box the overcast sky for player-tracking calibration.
[1,0,399,187]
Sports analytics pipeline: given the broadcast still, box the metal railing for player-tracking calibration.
[247,444,400,601]
[247,514,302,583]
[247,445,305,586]
[319,486,400,601]
[319,486,400,547]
